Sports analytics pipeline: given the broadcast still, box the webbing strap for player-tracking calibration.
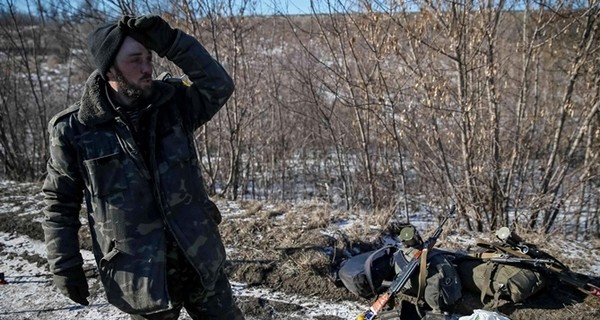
[414,249,429,319]
[481,261,496,303]
[416,248,429,301]
[395,291,426,307]
[492,287,502,309]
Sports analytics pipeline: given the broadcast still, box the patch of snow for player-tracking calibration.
[0,231,363,319]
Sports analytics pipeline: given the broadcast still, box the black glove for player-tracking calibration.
[53,266,90,306]
[120,15,177,57]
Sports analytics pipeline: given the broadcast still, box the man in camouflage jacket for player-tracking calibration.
[42,15,244,319]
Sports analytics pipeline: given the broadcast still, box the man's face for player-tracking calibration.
[108,36,153,100]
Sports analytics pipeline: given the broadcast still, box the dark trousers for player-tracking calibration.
[131,237,244,320]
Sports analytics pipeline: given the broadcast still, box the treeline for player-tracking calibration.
[0,0,598,237]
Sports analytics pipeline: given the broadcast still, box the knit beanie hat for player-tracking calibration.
[87,21,126,80]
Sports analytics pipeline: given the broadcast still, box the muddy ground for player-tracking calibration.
[1,181,599,319]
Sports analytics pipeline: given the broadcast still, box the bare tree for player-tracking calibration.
[1,0,598,237]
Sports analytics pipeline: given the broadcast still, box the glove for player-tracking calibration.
[53,266,90,306]
[120,15,177,57]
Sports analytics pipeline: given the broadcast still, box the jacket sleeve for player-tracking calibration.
[165,30,235,130]
[42,118,84,273]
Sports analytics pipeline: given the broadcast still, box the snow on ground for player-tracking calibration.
[0,179,366,319]
[0,232,364,319]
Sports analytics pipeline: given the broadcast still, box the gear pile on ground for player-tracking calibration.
[330,213,600,320]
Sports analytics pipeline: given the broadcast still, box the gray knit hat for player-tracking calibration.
[87,21,126,80]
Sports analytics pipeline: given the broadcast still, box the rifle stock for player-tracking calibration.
[357,205,455,320]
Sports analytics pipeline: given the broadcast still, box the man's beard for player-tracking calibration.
[114,68,153,101]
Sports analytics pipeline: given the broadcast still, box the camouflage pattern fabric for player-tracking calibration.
[129,235,244,320]
[394,249,462,312]
[42,29,235,314]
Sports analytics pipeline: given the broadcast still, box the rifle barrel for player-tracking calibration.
[490,258,556,264]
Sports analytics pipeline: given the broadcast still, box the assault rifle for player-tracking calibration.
[490,227,600,300]
[356,205,456,320]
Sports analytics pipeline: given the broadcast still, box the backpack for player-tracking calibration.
[457,236,549,306]
[394,248,463,311]
[458,259,546,305]
[337,245,397,299]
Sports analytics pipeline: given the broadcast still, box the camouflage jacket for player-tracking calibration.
[42,30,234,314]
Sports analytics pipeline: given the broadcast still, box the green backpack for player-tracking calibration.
[458,258,546,305]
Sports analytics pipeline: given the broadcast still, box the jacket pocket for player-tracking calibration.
[97,238,170,314]
[83,152,127,197]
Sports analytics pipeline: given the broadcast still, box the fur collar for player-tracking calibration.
[78,70,176,126]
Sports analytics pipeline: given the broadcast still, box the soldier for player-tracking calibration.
[42,15,244,319]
